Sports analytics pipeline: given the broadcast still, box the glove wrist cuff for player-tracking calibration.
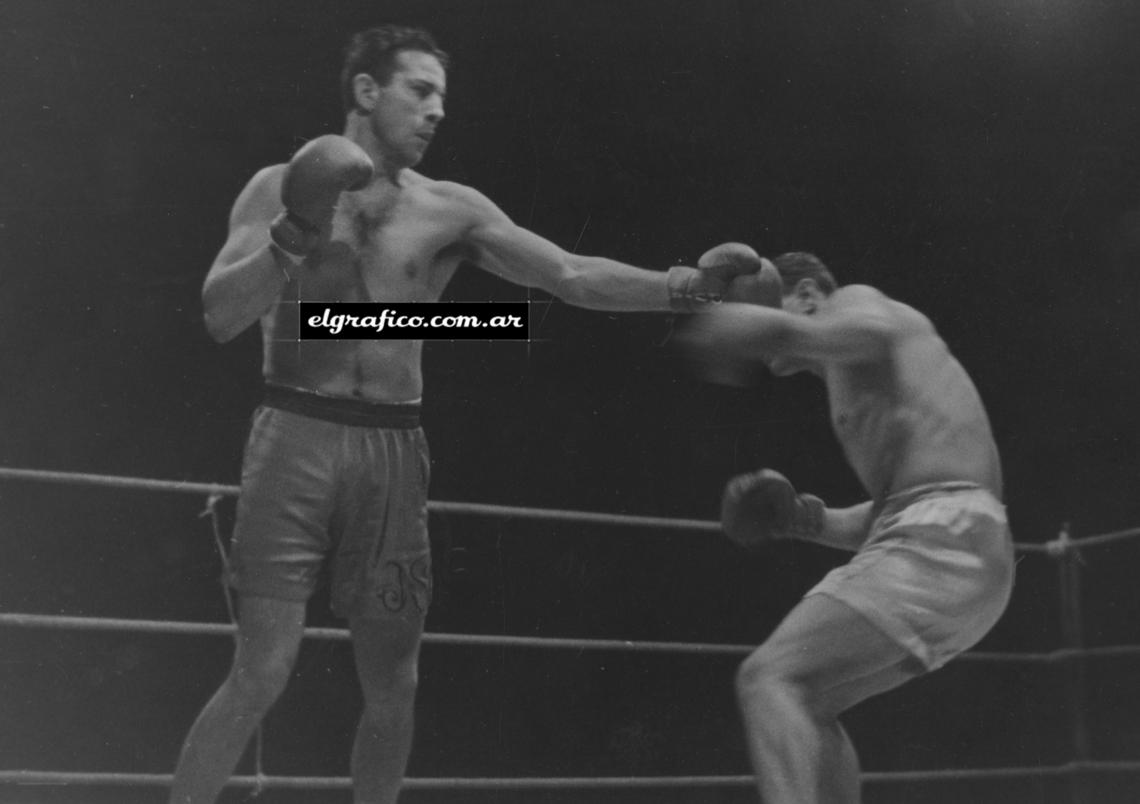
[269,210,320,257]
[667,266,723,313]
[792,494,826,539]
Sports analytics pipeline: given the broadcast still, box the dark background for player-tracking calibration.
[2,0,1140,801]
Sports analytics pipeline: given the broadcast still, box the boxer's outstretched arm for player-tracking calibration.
[202,166,294,342]
[448,182,671,311]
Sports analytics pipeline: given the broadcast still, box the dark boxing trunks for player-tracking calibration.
[226,385,431,621]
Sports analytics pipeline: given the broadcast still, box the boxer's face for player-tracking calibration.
[362,50,447,167]
[781,280,822,317]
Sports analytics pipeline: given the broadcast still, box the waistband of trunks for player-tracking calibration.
[263,384,421,428]
[875,481,991,519]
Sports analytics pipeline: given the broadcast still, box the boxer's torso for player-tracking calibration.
[262,168,473,402]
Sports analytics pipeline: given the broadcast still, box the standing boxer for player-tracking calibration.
[171,24,778,804]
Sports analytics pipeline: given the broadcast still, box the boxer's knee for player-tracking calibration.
[736,648,823,721]
[227,651,295,713]
[359,659,418,724]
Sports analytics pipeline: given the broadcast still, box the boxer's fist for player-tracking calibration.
[270,135,374,256]
[667,242,763,312]
[698,242,765,281]
[725,257,783,308]
[720,469,824,548]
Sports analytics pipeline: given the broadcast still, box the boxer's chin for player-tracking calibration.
[767,356,799,377]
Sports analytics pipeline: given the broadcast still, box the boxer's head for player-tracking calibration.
[343,26,450,167]
[341,26,450,113]
[771,252,836,316]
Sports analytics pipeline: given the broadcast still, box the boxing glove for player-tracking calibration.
[724,257,783,308]
[720,469,824,548]
[269,135,374,257]
[667,242,764,312]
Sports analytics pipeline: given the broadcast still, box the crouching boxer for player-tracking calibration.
[680,251,1014,804]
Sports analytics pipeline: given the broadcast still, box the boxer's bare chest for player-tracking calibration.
[296,181,465,303]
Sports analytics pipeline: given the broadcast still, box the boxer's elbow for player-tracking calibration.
[551,272,593,308]
[546,257,634,310]
[203,308,239,343]
[201,291,246,344]
[542,259,592,306]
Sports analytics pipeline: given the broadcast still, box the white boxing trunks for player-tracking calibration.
[806,482,1014,670]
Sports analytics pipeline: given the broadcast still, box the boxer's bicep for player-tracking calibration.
[447,182,574,293]
[781,311,894,364]
[470,219,576,293]
[208,167,283,279]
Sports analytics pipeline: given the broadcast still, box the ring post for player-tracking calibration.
[1056,524,1091,804]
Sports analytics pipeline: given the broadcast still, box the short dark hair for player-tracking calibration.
[340,25,450,113]
[772,251,837,295]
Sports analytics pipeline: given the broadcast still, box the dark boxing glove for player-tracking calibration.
[724,257,783,308]
[720,469,824,549]
[667,242,764,312]
[269,135,374,257]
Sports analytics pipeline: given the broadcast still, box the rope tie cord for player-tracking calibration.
[197,490,267,796]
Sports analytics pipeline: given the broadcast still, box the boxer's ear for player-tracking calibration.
[353,73,380,112]
[792,278,822,314]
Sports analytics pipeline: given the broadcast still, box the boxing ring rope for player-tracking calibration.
[5,763,1140,791]
[2,465,1139,798]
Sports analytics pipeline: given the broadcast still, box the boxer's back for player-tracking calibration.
[823,293,1002,501]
